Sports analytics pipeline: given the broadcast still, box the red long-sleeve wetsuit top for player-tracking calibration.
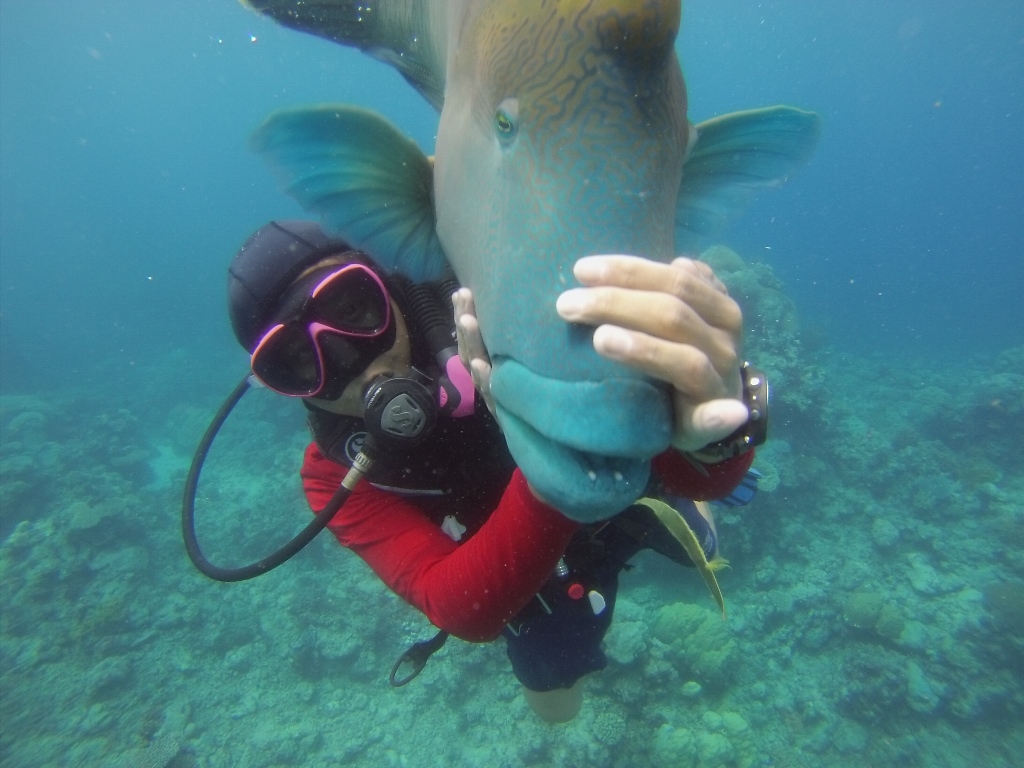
[301,443,753,643]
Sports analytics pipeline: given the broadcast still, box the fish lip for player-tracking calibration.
[496,404,652,522]
[489,358,672,458]
[489,357,673,521]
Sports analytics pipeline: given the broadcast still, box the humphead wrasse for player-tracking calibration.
[242,0,820,521]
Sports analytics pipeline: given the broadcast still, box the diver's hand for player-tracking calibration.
[453,288,496,417]
[556,255,748,454]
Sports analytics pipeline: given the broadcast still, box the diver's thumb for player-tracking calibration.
[671,399,748,454]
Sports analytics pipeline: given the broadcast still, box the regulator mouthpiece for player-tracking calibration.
[362,374,438,453]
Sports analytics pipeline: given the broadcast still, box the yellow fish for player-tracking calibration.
[636,497,728,619]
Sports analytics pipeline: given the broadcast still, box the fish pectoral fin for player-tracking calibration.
[250,104,448,281]
[240,0,445,109]
[675,105,822,243]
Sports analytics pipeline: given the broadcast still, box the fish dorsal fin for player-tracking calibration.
[675,106,821,245]
[240,0,446,110]
[250,104,448,281]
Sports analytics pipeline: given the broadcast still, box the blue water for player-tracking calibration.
[2,1,1021,392]
[1,2,1021,767]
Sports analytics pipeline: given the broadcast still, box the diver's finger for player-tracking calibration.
[453,288,475,326]
[575,254,730,305]
[562,262,741,333]
[454,289,490,369]
[457,313,490,368]
[671,399,749,453]
[671,256,728,294]
[454,289,470,367]
[591,325,740,401]
[559,286,742,348]
[469,357,491,390]
[470,358,497,417]
[455,322,470,370]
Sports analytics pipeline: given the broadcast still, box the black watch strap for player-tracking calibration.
[691,362,769,462]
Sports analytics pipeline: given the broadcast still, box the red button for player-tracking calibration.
[567,583,585,600]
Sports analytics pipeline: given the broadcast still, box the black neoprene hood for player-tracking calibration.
[227,220,336,352]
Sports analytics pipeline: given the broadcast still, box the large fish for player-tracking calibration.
[242,0,820,521]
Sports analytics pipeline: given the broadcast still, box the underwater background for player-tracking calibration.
[1,1,1021,766]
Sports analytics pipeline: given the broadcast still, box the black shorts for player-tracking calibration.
[502,568,618,692]
[500,499,712,692]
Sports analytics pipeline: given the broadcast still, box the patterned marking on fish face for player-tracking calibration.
[433,0,689,514]
[436,0,689,382]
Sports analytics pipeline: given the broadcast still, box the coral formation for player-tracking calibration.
[843,589,884,630]
[654,602,737,690]
[703,245,826,417]
[1,247,1021,767]
[983,581,1024,634]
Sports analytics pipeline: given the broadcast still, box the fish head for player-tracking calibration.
[434,0,690,519]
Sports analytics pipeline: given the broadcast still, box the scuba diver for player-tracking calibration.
[204,220,764,723]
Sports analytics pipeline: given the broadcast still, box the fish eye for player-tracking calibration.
[494,98,519,144]
[495,111,514,134]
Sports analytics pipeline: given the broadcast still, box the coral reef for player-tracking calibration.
[653,602,737,690]
[702,245,827,418]
[1,246,1021,767]
[983,581,1024,635]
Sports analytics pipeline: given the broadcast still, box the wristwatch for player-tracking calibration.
[690,362,769,463]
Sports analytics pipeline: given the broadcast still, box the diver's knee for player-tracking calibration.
[522,679,585,723]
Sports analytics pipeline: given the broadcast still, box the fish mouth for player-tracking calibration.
[490,358,672,521]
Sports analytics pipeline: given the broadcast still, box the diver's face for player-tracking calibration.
[306,300,412,417]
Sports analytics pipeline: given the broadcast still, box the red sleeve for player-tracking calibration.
[651,449,755,500]
[300,444,580,643]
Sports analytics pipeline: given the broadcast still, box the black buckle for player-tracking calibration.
[389,630,449,687]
